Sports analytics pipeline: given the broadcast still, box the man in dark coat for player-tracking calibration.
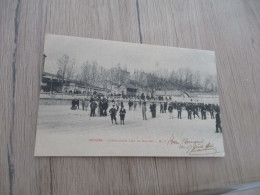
[71,98,78,110]
[109,104,118,124]
[150,102,157,118]
[90,101,97,117]
[216,111,222,133]
[119,105,126,125]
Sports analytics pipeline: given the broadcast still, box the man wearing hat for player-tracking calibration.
[109,104,118,124]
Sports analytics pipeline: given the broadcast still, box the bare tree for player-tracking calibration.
[193,71,201,89]
[56,54,75,83]
[81,61,91,84]
[203,74,214,91]
[99,66,108,88]
[80,61,109,88]
[176,68,184,89]
[169,70,176,87]
[183,68,193,90]
[107,64,130,85]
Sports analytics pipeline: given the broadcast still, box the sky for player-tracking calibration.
[43,34,217,76]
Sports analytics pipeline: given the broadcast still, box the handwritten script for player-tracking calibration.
[179,138,218,155]
[166,134,219,155]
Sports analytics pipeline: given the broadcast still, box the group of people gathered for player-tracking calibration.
[71,96,222,133]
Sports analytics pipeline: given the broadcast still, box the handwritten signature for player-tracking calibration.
[167,135,219,155]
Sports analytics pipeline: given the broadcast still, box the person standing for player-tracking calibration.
[210,104,215,119]
[76,98,80,109]
[201,104,206,120]
[119,105,126,125]
[97,99,101,116]
[134,101,137,110]
[160,102,164,113]
[109,104,118,124]
[81,98,86,110]
[164,101,168,113]
[71,98,78,110]
[150,102,157,118]
[90,101,97,117]
[99,98,104,116]
[128,100,131,111]
[168,103,174,119]
[177,103,182,119]
[115,100,120,111]
[187,103,192,120]
[85,98,89,111]
[142,101,147,120]
[103,99,108,116]
[193,104,200,119]
[215,111,222,133]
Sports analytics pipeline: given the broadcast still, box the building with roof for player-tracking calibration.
[106,81,138,96]
[41,72,107,95]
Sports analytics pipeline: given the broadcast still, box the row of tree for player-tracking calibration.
[55,54,218,92]
[148,68,218,92]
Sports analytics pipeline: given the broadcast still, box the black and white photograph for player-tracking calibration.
[35,34,224,157]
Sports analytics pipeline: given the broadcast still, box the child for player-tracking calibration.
[109,104,118,124]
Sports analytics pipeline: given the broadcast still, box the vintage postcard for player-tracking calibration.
[35,34,224,157]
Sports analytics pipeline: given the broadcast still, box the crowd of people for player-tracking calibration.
[71,96,222,133]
